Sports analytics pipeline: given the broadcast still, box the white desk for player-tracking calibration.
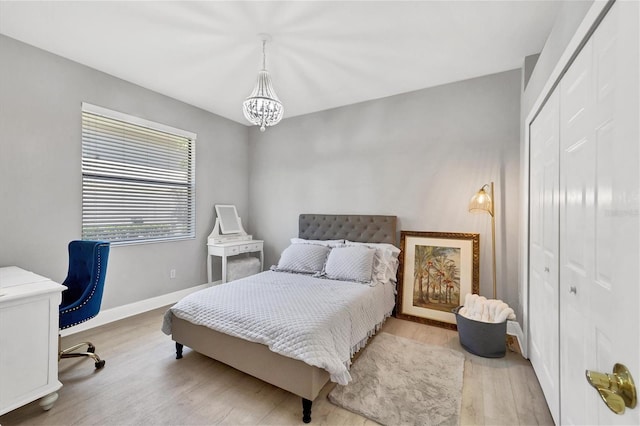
[0,266,66,415]
[207,240,264,283]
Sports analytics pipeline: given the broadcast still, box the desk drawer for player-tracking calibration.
[225,243,261,255]
[235,242,262,254]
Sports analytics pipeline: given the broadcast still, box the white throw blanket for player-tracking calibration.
[162,271,395,385]
[458,293,516,323]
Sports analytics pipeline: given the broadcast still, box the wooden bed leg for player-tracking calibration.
[175,342,183,359]
[302,398,312,423]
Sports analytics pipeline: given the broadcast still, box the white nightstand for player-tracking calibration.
[207,240,264,283]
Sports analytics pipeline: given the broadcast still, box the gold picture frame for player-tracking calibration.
[396,231,480,329]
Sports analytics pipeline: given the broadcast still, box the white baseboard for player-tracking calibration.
[61,281,220,337]
[507,320,527,358]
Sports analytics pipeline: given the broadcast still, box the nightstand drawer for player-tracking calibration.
[226,243,261,255]
[237,242,262,253]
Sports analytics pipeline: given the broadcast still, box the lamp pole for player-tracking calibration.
[469,181,498,300]
[489,182,497,300]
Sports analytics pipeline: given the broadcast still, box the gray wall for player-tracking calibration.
[0,35,249,309]
[0,34,524,318]
[247,70,522,315]
[518,0,594,321]
[523,0,594,115]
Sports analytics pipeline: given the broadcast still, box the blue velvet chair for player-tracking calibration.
[59,240,110,369]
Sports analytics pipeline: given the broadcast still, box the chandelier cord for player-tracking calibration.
[262,40,266,70]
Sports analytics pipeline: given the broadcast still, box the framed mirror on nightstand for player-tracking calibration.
[215,204,243,234]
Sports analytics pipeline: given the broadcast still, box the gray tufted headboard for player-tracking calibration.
[298,214,397,246]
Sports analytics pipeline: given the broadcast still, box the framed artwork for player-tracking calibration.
[396,231,479,329]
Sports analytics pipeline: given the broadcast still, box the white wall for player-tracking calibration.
[0,35,250,309]
[247,70,522,315]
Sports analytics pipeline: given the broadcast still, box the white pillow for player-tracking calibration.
[290,238,345,247]
[274,244,330,274]
[346,241,400,257]
[345,241,400,283]
[323,246,376,283]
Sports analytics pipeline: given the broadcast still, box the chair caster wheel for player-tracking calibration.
[95,360,106,369]
[87,346,96,353]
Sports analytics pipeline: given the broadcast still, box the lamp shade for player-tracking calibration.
[469,187,493,216]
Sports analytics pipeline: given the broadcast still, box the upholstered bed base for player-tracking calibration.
[169,214,397,423]
[172,317,329,397]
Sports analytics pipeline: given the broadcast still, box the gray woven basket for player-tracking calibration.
[453,306,506,358]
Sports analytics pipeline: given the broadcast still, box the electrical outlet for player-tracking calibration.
[170,269,176,279]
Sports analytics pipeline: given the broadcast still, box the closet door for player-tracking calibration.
[558,28,595,426]
[559,1,639,424]
[528,88,560,424]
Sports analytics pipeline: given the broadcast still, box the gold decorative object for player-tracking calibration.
[585,363,637,414]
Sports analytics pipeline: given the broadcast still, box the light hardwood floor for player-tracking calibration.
[0,307,553,425]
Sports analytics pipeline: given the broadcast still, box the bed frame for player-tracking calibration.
[169,214,397,423]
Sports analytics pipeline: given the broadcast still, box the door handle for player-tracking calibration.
[585,363,637,414]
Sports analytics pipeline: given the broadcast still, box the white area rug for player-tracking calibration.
[328,332,465,426]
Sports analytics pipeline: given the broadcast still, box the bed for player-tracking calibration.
[162,214,397,423]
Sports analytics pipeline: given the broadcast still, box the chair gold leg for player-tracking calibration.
[58,334,105,369]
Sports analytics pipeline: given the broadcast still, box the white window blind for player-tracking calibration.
[81,103,196,245]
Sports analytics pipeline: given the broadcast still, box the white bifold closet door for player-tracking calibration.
[559,1,639,424]
[529,87,560,424]
[529,1,639,424]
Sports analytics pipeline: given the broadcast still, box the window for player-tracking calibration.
[81,103,196,245]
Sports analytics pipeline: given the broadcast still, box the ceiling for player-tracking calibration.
[0,1,560,126]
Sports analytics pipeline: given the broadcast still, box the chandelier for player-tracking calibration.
[242,34,284,132]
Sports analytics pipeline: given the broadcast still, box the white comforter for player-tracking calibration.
[162,270,395,385]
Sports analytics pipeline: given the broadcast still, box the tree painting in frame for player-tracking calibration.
[397,231,479,329]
